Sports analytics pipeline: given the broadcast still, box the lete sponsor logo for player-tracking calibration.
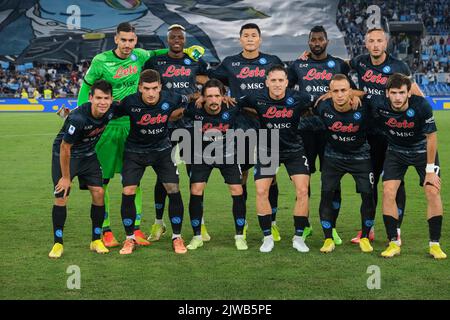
[236,67,265,79]
[162,65,192,77]
[113,65,138,79]
[302,68,333,81]
[385,118,415,129]
[328,122,360,132]
[361,70,388,84]
[262,107,294,119]
[137,113,168,125]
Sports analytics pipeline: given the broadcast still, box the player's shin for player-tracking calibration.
[361,193,375,238]
[121,194,136,237]
[319,191,334,239]
[258,214,272,236]
[102,182,111,232]
[383,214,399,242]
[242,183,248,202]
[269,182,279,223]
[52,205,67,244]
[154,179,167,220]
[294,215,310,237]
[396,181,406,227]
[168,192,184,237]
[134,185,143,229]
[332,188,342,228]
[189,194,203,236]
[91,204,105,241]
[232,195,246,235]
[428,215,443,243]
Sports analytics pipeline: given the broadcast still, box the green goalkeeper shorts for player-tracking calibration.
[95,118,130,179]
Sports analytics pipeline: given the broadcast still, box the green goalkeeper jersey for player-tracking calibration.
[78,48,167,125]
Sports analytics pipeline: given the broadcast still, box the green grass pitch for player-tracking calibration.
[0,112,449,300]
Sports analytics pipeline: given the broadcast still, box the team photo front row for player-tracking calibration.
[49,68,445,260]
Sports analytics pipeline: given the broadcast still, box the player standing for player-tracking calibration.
[77,22,203,247]
[288,25,354,245]
[310,75,375,253]
[49,81,114,258]
[143,24,209,243]
[113,70,189,255]
[178,79,248,250]
[207,23,285,241]
[239,65,315,253]
[368,73,446,259]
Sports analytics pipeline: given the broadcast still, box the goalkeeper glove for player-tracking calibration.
[184,45,205,61]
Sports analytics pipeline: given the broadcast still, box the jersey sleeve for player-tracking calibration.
[273,55,284,67]
[364,94,384,123]
[182,102,196,118]
[419,99,437,134]
[313,102,324,116]
[83,55,103,86]
[112,97,130,118]
[173,94,190,112]
[299,102,325,131]
[339,58,351,77]
[236,95,253,110]
[143,56,156,71]
[296,92,315,111]
[62,115,85,145]
[349,55,362,71]
[197,58,209,76]
[207,59,229,85]
[398,60,412,77]
[135,48,169,66]
[287,61,299,88]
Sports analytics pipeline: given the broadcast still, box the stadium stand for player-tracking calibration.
[1,0,448,98]
[337,0,449,95]
[0,62,87,98]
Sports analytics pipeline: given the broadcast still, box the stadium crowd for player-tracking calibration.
[338,0,450,52]
[0,62,87,98]
[1,0,449,98]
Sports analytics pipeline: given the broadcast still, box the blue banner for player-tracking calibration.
[0,97,449,112]
[0,98,78,112]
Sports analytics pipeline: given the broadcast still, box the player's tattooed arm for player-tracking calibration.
[424,132,440,190]
[57,105,71,119]
[410,82,425,97]
[56,141,72,198]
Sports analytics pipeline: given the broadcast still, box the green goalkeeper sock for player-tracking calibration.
[102,183,111,232]
[134,185,143,229]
